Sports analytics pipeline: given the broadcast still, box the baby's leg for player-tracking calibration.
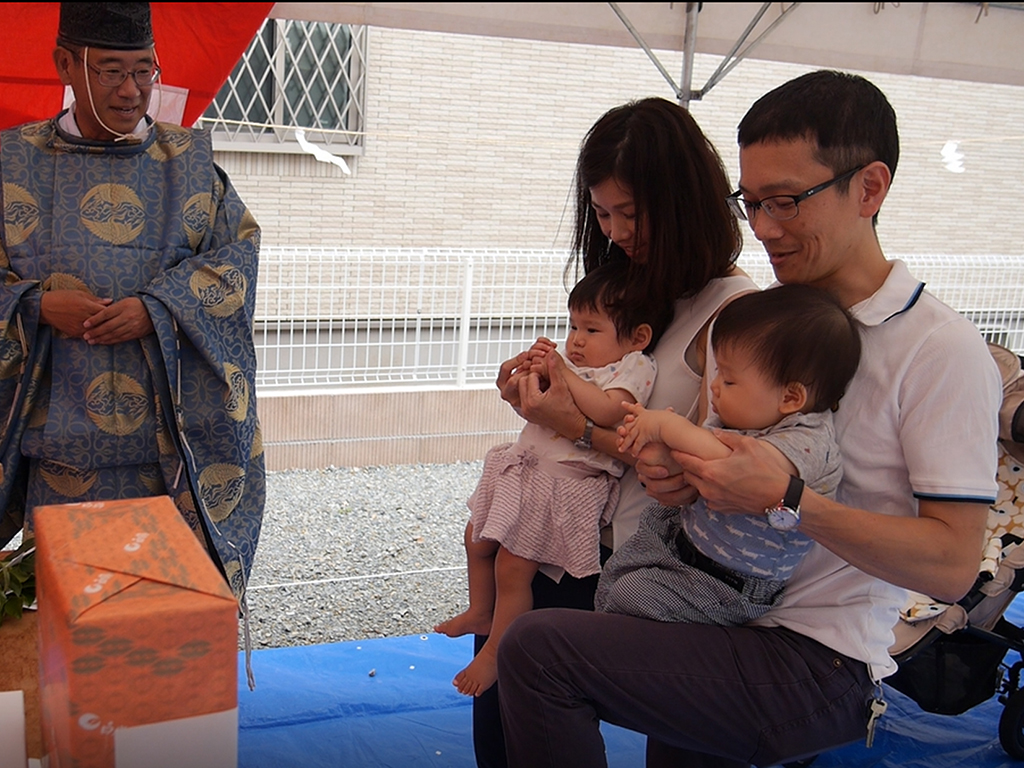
[434,522,499,637]
[453,545,539,696]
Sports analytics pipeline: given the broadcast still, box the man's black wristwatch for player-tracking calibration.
[765,475,804,531]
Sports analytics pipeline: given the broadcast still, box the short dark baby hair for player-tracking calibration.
[568,262,670,353]
[711,285,862,413]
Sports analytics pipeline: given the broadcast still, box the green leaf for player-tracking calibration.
[1,536,37,627]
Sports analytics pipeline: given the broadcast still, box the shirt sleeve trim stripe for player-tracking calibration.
[913,491,996,505]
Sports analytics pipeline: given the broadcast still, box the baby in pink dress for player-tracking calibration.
[435,263,661,696]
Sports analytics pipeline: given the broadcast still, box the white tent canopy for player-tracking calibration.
[270,2,1024,104]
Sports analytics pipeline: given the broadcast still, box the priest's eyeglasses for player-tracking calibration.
[726,164,866,223]
[84,61,161,88]
[72,50,161,88]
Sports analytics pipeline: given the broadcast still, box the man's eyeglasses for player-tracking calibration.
[77,55,160,88]
[726,164,867,223]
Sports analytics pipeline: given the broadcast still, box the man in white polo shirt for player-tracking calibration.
[496,70,1001,768]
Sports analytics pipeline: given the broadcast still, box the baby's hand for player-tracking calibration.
[614,403,663,456]
[526,337,556,361]
[616,401,649,455]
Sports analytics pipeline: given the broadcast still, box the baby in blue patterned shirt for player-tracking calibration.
[597,283,861,626]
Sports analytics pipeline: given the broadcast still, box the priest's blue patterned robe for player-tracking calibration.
[0,114,264,599]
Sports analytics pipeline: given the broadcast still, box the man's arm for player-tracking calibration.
[673,433,987,603]
[799,492,987,604]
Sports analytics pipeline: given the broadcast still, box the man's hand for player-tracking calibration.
[82,297,155,345]
[673,430,789,515]
[673,433,989,602]
[635,440,698,507]
[40,290,112,338]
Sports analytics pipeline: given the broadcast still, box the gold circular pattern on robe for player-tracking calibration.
[175,490,197,513]
[224,559,243,597]
[81,184,146,245]
[157,422,177,456]
[237,208,259,242]
[26,360,46,400]
[199,463,245,522]
[40,460,98,498]
[0,349,19,381]
[85,372,150,435]
[2,183,40,246]
[189,265,246,318]
[251,423,264,458]
[20,121,52,151]
[23,368,46,427]
[42,273,91,292]
[224,363,249,422]
[27,399,48,429]
[146,125,193,162]
[182,193,212,250]
[139,463,165,495]
[0,321,22,381]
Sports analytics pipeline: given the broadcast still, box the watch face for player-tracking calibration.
[767,506,799,531]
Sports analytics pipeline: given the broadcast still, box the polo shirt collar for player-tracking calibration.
[848,259,925,327]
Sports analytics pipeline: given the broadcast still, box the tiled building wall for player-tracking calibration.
[217,26,1024,257]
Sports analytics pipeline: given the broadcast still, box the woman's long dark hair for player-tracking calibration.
[568,98,741,340]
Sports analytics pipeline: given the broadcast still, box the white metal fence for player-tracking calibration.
[254,248,1024,392]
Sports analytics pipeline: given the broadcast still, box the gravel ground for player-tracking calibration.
[242,462,482,650]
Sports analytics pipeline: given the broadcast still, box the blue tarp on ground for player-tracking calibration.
[238,598,1024,767]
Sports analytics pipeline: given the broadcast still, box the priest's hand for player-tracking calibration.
[83,297,155,345]
[40,290,112,338]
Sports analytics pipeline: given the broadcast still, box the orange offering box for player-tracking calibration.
[33,496,239,768]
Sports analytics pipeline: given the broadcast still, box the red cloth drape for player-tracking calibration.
[0,2,274,130]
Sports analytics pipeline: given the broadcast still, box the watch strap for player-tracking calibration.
[782,474,804,511]
[574,417,594,450]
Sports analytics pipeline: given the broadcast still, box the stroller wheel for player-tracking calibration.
[999,688,1024,759]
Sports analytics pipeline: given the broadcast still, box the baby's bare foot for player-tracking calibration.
[434,609,492,638]
[453,650,498,697]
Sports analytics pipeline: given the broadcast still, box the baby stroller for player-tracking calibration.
[884,342,1024,759]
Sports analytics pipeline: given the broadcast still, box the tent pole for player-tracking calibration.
[608,2,683,101]
[680,2,699,110]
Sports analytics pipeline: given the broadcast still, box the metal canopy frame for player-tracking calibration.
[611,2,806,108]
[271,3,1024,95]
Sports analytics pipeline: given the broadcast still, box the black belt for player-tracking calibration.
[675,528,749,594]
